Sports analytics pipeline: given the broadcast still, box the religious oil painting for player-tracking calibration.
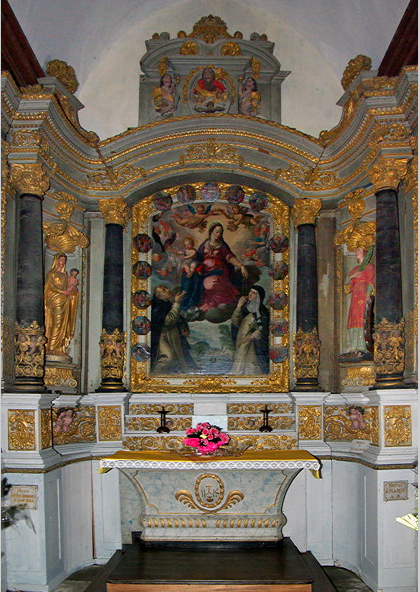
[130,183,290,393]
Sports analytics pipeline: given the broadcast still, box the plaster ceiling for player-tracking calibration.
[9,0,408,140]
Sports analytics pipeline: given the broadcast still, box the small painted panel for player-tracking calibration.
[269,261,289,280]
[131,343,151,362]
[153,191,173,211]
[269,292,288,310]
[132,316,151,335]
[270,346,288,364]
[133,290,152,309]
[133,233,153,253]
[177,185,196,205]
[224,184,245,204]
[200,182,220,202]
[132,261,152,279]
[270,319,288,336]
[268,234,289,253]
[249,192,268,211]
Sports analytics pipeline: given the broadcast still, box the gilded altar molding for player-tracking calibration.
[370,406,379,446]
[228,416,295,431]
[341,54,372,90]
[52,405,96,445]
[15,321,46,378]
[369,157,409,192]
[8,410,36,450]
[178,139,244,168]
[84,163,146,191]
[298,406,322,440]
[291,198,322,227]
[274,164,338,190]
[99,329,126,382]
[44,366,78,389]
[124,434,297,452]
[46,59,79,94]
[43,200,89,253]
[129,403,193,416]
[98,405,122,441]
[126,416,192,432]
[2,316,15,380]
[384,406,412,447]
[227,403,292,415]
[324,406,371,441]
[10,129,50,156]
[373,318,405,376]
[293,328,321,381]
[98,198,131,227]
[9,162,50,196]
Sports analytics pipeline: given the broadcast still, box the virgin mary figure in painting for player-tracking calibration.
[230,285,269,374]
[196,222,248,312]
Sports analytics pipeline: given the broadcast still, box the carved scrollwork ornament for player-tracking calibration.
[99,329,126,380]
[293,328,321,380]
[15,321,46,378]
[43,200,90,253]
[341,54,372,90]
[98,198,131,227]
[9,163,50,196]
[373,318,405,376]
[291,198,322,227]
[46,59,79,94]
[369,158,409,192]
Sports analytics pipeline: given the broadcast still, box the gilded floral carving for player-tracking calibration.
[228,416,295,431]
[293,328,321,381]
[178,139,243,168]
[126,417,192,431]
[98,405,122,441]
[341,54,372,90]
[40,408,52,449]
[15,321,46,378]
[46,59,79,94]
[369,158,409,192]
[129,404,194,415]
[98,199,131,227]
[43,200,89,253]
[291,199,322,227]
[8,410,36,450]
[227,403,292,414]
[324,406,371,441]
[373,318,405,376]
[9,163,50,196]
[99,329,126,381]
[52,405,96,445]
[123,434,296,452]
[298,406,322,440]
[384,406,411,447]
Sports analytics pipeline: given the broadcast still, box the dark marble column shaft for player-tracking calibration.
[102,223,124,333]
[296,224,318,332]
[14,193,46,392]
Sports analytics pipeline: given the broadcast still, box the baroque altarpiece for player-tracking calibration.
[1,15,418,592]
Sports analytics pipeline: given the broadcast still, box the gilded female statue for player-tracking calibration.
[44,253,78,356]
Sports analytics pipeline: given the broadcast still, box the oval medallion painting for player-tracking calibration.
[132,261,152,280]
[131,343,151,362]
[224,185,245,204]
[132,315,151,335]
[200,182,220,202]
[270,318,288,336]
[269,261,289,281]
[153,191,173,211]
[177,185,196,205]
[270,346,288,364]
[133,233,153,253]
[269,291,288,311]
[133,290,152,309]
[268,234,289,253]
[249,191,268,211]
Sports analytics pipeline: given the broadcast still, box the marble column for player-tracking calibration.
[97,199,130,392]
[291,199,322,391]
[9,163,50,392]
[369,157,409,388]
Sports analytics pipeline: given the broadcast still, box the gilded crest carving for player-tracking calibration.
[220,42,241,56]
[98,199,131,227]
[175,473,244,514]
[8,410,36,450]
[373,318,405,376]
[384,406,411,447]
[98,405,122,441]
[188,15,232,43]
[180,41,198,55]
[298,406,322,440]
[43,200,89,253]
[46,59,79,94]
[9,163,50,196]
[178,139,244,168]
[335,189,375,251]
[291,199,322,227]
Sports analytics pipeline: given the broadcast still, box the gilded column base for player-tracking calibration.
[12,321,48,393]
[372,318,406,390]
[97,329,126,393]
[293,328,322,392]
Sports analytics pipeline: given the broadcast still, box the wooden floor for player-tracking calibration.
[104,538,337,592]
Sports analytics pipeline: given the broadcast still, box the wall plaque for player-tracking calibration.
[383,481,409,501]
[10,485,38,509]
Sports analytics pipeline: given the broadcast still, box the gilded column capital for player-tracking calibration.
[9,163,50,196]
[291,198,322,227]
[98,198,131,227]
[369,158,409,192]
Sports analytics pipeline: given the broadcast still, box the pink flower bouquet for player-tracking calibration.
[183,422,230,455]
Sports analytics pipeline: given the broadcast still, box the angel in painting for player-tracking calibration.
[172,204,222,231]
[152,217,177,252]
[220,204,265,231]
